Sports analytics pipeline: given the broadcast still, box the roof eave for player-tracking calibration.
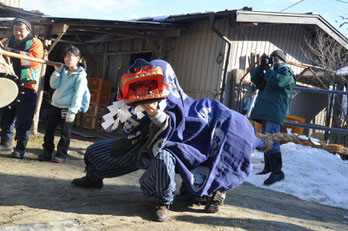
[0,4,43,17]
[235,10,348,50]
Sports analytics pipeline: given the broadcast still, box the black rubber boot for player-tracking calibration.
[257,152,271,175]
[264,152,285,185]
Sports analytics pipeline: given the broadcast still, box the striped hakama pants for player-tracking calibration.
[84,138,176,204]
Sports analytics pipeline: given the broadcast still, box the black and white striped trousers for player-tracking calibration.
[84,138,176,204]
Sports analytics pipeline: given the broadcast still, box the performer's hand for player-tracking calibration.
[54,63,64,73]
[141,101,158,116]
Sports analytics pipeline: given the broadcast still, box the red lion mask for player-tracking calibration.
[117,59,169,106]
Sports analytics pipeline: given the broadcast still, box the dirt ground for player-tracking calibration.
[0,127,347,231]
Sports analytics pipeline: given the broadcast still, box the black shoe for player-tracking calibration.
[176,193,208,205]
[264,171,285,185]
[38,152,52,161]
[11,150,24,159]
[71,176,103,189]
[204,191,226,213]
[153,204,170,222]
[0,143,13,152]
[176,183,208,205]
[52,156,65,163]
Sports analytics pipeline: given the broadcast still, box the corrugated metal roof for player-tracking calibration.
[235,10,348,50]
[138,9,348,50]
[0,3,43,17]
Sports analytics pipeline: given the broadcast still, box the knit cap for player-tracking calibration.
[270,50,287,62]
[12,17,32,31]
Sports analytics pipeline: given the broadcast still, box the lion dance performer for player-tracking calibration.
[72,59,272,222]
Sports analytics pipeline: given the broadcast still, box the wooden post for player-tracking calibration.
[1,49,61,67]
[31,40,49,135]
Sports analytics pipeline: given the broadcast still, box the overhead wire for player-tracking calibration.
[305,0,346,16]
[280,0,305,12]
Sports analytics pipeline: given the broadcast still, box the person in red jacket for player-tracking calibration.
[0,17,44,159]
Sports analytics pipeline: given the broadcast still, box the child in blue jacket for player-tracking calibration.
[39,45,88,163]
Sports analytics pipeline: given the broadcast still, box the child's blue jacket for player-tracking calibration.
[50,66,88,114]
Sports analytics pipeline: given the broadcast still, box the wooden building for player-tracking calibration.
[0,8,347,132]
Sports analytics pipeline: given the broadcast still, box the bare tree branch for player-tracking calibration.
[302,29,348,145]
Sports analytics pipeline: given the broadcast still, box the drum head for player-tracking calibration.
[0,73,23,109]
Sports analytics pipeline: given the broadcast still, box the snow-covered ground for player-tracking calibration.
[248,142,348,210]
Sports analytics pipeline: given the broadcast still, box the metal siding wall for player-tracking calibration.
[228,24,310,75]
[289,92,328,134]
[167,19,229,100]
[0,0,20,7]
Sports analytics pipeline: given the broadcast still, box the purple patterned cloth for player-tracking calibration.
[116,59,256,197]
[145,60,255,197]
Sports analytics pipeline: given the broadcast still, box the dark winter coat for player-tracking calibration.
[250,64,296,125]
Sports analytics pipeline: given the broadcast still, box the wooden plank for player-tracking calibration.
[51,23,69,35]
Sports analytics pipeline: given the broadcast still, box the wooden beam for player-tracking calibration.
[296,67,310,81]
[51,23,69,35]
[288,61,336,73]
[308,67,329,89]
[48,25,70,54]
[51,38,84,45]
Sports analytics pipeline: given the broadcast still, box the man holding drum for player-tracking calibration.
[0,18,44,159]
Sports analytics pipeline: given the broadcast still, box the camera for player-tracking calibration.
[261,55,273,67]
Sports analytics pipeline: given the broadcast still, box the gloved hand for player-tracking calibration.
[65,111,76,123]
[261,55,272,70]
[54,63,64,73]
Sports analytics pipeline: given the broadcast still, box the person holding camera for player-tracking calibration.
[250,50,296,185]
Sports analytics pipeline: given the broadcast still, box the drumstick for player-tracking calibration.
[0,48,61,67]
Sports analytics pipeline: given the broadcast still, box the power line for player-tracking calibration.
[328,0,348,15]
[312,0,348,17]
[280,0,305,12]
[303,0,347,17]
